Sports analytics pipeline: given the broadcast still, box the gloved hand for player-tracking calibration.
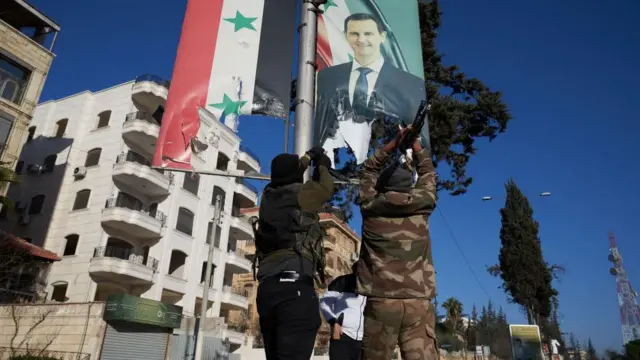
[315,153,332,169]
[306,146,325,160]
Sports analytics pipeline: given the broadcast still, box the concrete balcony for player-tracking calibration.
[101,198,167,240]
[226,248,252,273]
[163,274,188,295]
[196,284,218,301]
[229,216,254,241]
[112,152,174,198]
[220,286,249,311]
[234,180,258,209]
[122,111,160,157]
[323,235,337,252]
[222,328,246,346]
[89,246,158,285]
[131,74,169,114]
[236,145,260,173]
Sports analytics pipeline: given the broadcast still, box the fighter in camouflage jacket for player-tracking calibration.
[355,129,438,360]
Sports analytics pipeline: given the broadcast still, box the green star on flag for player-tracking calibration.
[209,94,247,115]
[323,0,337,12]
[224,11,258,32]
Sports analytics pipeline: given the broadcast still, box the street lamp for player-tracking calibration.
[481,192,551,201]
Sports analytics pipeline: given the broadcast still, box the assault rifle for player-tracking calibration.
[398,100,429,170]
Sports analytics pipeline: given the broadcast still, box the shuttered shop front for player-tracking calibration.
[101,294,183,360]
[101,321,169,360]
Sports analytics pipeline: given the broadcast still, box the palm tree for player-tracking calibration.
[442,297,464,335]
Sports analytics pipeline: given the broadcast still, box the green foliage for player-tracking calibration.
[330,0,512,220]
[0,163,19,212]
[442,297,464,334]
[489,179,558,323]
[626,340,640,360]
[586,338,598,360]
[467,300,511,359]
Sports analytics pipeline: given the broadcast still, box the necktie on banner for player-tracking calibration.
[352,67,372,115]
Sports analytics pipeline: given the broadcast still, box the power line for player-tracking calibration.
[436,206,493,301]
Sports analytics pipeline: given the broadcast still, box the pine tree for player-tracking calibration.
[331,0,512,219]
[489,179,558,323]
[586,338,598,360]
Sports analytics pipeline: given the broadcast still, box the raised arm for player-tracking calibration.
[408,139,437,214]
[298,148,335,212]
[359,129,409,207]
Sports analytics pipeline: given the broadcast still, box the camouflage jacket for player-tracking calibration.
[355,148,437,299]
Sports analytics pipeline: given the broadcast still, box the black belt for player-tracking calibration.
[260,272,314,287]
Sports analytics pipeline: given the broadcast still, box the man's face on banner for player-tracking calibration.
[345,19,387,62]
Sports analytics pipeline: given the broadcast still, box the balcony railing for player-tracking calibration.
[115,151,174,183]
[104,197,167,226]
[224,285,249,298]
[135,73,171,89]
[0,67,27,106]
[124,110,157,126]
[93,246,159,270]
[230,247,247,257]
[0,347,90,360]
[239,145,261,166]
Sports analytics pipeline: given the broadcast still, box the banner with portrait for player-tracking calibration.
[313,0,429,167]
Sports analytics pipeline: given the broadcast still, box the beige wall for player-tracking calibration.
[0,302,106,360]
[0,18,55,180]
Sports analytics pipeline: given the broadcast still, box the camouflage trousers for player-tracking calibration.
[361,298,438,360]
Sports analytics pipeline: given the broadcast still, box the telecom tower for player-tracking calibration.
[608,232,640,345]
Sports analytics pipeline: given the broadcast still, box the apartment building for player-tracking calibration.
[0,0,59,179]
[227,208,361,353]
[2,76,261,348]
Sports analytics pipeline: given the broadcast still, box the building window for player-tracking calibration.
[176,207,194,236]
[72,189,91,210]
[96,110,111,128]
[26,126,35,143]
[28,195,45,215]
[15,160,24,175]
[51,283,68,302]
[0,54,30,105]
[182,173,200,196]
[206,222,222,247]
[63,234,79,256]
[0,113,14,153]
[55,118,68,137]
[84,148,102,167]
[42,154,56,173]
[212,186,226,208]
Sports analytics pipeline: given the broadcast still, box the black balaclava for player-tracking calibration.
[270,153,304,187]
[376,164,414,193]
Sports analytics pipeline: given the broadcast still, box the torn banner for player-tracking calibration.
[152,0,297,170]
[313,0,430,167]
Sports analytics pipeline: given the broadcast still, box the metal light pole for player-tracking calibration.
[194,195,223,360]
[293,0,325,179]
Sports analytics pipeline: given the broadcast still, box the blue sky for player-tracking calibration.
[29,0,639,353]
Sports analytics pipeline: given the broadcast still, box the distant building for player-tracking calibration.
[0,0,59,184]
[226,208,361,353]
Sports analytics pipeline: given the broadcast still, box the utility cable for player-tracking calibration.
[436,206,493,301]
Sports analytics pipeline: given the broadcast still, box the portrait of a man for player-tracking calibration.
[314,12,427,166]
